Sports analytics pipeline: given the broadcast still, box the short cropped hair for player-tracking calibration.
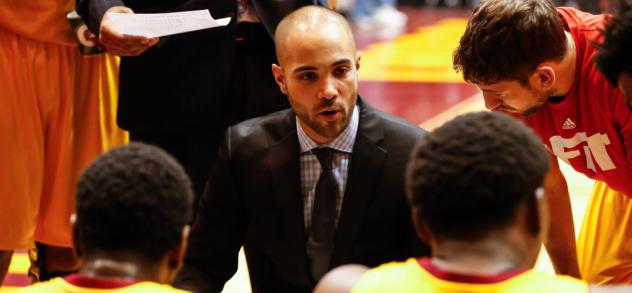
[595,0,632,85]
[453,0,567,85]
[406,112,550,241]
[75,143,193,262]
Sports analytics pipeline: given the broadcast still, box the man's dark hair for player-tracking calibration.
[75,142,194,262]
[595,0,632,86]
[406,112,550,241]
[453,0,567,86]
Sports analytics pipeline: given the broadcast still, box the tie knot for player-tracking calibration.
[312,147,335,170]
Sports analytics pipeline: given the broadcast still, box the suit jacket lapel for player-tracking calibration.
[331,102,386,267]
[266,113,310,277]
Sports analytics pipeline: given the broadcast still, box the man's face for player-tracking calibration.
[478,80,551,116]
[619,71,632,107]
[273,26,360,144]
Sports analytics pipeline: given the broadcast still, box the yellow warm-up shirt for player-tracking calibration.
[353,258,589,293]
[0,0,76,45]
[17,274,190,293]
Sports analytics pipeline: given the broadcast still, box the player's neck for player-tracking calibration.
[430,236,533,275]
[79,255,163,283]
[551,31,578,97]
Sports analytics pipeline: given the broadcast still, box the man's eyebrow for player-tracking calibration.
[292,58,353,73]
[333,58,352,66]
[293,65,317,73]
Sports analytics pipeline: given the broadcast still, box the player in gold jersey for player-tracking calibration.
[0,0,127,283]
[17,143,192,293]
[315,112,632,293]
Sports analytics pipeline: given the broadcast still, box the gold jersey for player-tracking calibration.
[352,258,588,293]
[17,275,190,293]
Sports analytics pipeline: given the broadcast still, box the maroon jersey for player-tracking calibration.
[518,7,632,196]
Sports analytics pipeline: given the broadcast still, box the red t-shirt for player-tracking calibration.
[518,7,632,196]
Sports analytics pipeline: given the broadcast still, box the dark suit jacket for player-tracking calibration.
[174,99,430,293]
[76,0,324,133]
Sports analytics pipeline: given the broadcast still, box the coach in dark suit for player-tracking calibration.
[174,6,429,293]
[76,0,326,199]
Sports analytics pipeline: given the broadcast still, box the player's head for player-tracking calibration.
[272,6,360,144]
[74,142,193,282]
[453,0,567,116]
[407,112,550,265]
[595,0,632,105]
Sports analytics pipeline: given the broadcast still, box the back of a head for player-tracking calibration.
[406,112,550,241]
[75,142,193,263]
[274,5,355,63]
[453,0,567,85]
[595,0,632,86]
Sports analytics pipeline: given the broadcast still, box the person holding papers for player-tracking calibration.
[77,0,328,206]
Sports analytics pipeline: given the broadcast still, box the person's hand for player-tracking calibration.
[99,6,159,56]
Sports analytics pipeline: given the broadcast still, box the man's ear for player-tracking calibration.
[411,208,431,244]
[168,225,190,271]
[355,52,362,71]
[532,65,556,90]
[534,187,549,241]
[71,214,82,258]
[272,64,288,94]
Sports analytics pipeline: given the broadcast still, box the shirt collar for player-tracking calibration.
[297,104,359,154]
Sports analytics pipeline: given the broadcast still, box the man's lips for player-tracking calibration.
[318,107,342,121]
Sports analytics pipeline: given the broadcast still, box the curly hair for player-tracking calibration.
[75,142,193,262]
[453,0,567,86]
[595,0,632,86]
[406,112,550,241]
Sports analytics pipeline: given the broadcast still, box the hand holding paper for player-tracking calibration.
[107,10,231,39]
[99,8,231,56]
[99,6,158,56]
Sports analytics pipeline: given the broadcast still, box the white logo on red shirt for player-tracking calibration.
[561,118,577,130]
[549,132,615,172]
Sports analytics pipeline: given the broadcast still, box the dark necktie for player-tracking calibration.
[306,147,338,281]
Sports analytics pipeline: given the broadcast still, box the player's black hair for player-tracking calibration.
[75,142,193,262]
[406,112,550,241]
[595,0,632,85]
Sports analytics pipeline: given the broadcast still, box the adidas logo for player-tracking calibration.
[562,118,576,130]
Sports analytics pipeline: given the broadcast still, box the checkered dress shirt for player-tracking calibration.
[297,105,359,232]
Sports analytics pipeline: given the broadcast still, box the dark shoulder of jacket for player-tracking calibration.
[226,109,294,153]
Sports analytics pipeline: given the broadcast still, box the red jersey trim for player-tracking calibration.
[64,273,139,289]
[417,258,528,284]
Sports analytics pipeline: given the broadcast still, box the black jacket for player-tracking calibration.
[175,99,431,293]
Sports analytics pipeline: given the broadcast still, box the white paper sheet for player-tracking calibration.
[107,10,231,38]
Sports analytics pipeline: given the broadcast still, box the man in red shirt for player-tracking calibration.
[453,0,632,284]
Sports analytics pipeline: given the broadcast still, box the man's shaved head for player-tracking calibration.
[274,6,356,66]
[270,5,360,145]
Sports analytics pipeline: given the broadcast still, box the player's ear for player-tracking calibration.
[522,186,548,241]
[272,64,288,94]
[532,65,556,90]
[411,208,431,243]
[534,187,549,240]
[71,214,83,258]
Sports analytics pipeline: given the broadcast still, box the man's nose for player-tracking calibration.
[483,93,501,110]
[319,77,338,100]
